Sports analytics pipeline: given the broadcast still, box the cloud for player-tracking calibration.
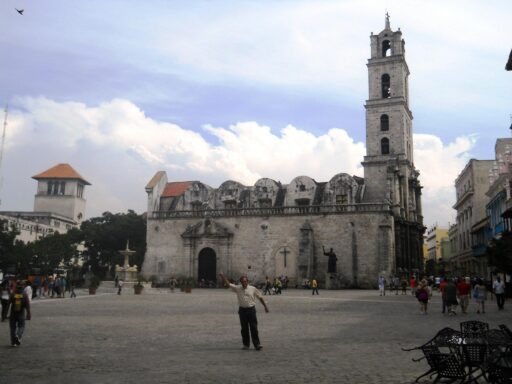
[3,97,473,228]
[414,133,476,226]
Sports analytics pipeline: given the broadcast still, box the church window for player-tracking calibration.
[59,182,65,195]
[336,194,348,204]
[381,138,390,155]
[382,40,391,57]
[380,114,389,131]
[381,74,391,98]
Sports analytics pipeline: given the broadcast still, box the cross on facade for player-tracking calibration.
[280,247,289,267]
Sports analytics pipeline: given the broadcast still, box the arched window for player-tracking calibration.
[382,40,391,57]
[381,138,390,155]
[381,74,391,98]
[380,114,389,131]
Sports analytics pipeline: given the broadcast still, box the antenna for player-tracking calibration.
[0,104,7,207]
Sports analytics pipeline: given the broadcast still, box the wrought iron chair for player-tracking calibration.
[402,327,462,352]
[411,344,443,382]
[460,343,489,382]
[429,352,468,383]
[460,320,490,340]
[499,324,512,340]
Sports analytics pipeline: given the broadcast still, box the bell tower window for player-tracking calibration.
[380,114,389,131]
[381,138,390,155]
[381,74,391,98]
[382,40,391,57]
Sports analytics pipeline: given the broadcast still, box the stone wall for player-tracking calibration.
[143,210,394,288]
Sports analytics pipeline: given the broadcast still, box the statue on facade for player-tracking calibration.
[322,246,338,273]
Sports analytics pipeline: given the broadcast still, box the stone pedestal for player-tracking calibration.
[325,273,343,289]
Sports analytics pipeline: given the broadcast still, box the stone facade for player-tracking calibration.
[142,16,425,288]
[451,159,493,276]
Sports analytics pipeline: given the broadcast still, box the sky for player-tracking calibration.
[0,0,511,228]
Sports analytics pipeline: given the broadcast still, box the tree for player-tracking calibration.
[0,219,23,274]
[78,210,146,277]
[28,232,78,275]
[486,230,512,274]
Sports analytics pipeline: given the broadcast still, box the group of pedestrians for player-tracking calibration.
[433,276,507,315]
[263,276,286,295]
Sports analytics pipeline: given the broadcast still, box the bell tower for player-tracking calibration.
[362,14,421,221]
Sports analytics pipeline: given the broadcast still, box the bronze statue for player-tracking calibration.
[323,246,338,273]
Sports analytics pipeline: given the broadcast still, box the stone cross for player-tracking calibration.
[280,247,289,267]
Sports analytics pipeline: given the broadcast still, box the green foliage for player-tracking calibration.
[77,210,146,278]
[0,210,146,279]
[486,230,512,273]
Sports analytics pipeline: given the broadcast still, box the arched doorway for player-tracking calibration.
[198,247,217,283]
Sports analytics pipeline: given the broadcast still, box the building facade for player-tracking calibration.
[143,17,425,288]
[0,163,90,243]
[451,159,493,276]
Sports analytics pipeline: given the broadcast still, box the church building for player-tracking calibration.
[142,16,425,288]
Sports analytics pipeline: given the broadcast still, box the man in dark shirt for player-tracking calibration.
[8,281,31,347]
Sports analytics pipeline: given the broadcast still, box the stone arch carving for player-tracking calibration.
[285,176,316,206]
[324,173,360,205]
[252,178,280,208]
[215,180,247,209]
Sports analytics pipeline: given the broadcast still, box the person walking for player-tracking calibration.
[311,278,319,295]
[474,278,487,314]
[378,276,386,296]
[410,276,417,297]
[117,279,124,295]
[400,277,408,295]
[493,276,506,310]
[457,277,471,314]
[263,276,272,296]
[219,272,269,351]
[416,282,429,314]
[439,278,448,314]
[8,281,31,347]
[70,281,76,298]
[445,278,458,315]
[0,280,10,322]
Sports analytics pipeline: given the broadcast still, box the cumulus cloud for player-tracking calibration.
[3,97,473,227]
[414,133,476,226]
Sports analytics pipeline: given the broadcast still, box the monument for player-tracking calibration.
[115,241,138,282]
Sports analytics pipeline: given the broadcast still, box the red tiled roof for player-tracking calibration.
[32,163,91,185]
[161,181,193,198]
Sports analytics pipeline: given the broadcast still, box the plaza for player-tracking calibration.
[2,286,509,383]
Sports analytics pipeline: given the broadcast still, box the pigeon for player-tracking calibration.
[16,8,24,15]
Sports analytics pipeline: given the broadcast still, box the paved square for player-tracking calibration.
[1,287,509,383]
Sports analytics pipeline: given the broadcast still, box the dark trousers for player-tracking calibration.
[1,299,9,321]
[10,313,26,345]
[238,306,260,347]
[312,287,319,295]
[496,293,505,309]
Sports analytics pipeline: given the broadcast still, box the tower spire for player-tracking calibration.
[385,11,391,30]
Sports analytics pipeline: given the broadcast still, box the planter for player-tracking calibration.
[184,286,192,293]
[89,287,97,295]
[134,285,144,295]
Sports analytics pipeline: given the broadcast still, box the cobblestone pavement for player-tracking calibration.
[1,286,510,384]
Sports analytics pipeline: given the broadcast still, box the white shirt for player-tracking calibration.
[493,280,505,294]
[24,286,33,302]
[229,283,263,308]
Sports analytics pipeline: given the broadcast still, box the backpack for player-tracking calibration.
[13,293,24,312]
